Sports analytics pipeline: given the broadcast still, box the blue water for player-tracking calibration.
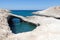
[10,10,38,34]
[11,10,38,16]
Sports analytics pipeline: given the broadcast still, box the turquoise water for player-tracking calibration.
[10,10,38,34]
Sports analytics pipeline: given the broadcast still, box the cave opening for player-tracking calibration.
[8,16,36,34]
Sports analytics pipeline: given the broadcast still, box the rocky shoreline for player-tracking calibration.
[0,6,60,40]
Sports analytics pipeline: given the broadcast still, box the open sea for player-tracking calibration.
[10,10,38,34]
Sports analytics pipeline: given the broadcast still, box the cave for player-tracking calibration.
[8,16,36,34]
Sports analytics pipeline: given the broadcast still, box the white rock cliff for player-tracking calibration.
[0,6,60,40]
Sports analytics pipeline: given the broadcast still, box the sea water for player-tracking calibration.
[10,10,38,34]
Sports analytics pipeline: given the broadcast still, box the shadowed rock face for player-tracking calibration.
[1,6,60,40]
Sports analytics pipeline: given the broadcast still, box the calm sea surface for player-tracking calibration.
[10,10,38,34]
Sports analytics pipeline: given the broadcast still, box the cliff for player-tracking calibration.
[0,6,60,40]
[33,6,60,18]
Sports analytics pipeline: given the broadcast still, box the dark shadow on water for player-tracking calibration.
[8,18,36,34]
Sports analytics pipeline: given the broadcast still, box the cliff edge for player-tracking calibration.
[1,6,60,40]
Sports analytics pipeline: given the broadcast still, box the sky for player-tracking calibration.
[0,0,60,10]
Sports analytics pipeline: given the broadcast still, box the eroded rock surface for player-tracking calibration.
[0,6,60,40]
[0,9,12,40]
[33,6,60,18]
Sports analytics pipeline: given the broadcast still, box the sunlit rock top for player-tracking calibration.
[33,6,60,18]
[0,9,11,17]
